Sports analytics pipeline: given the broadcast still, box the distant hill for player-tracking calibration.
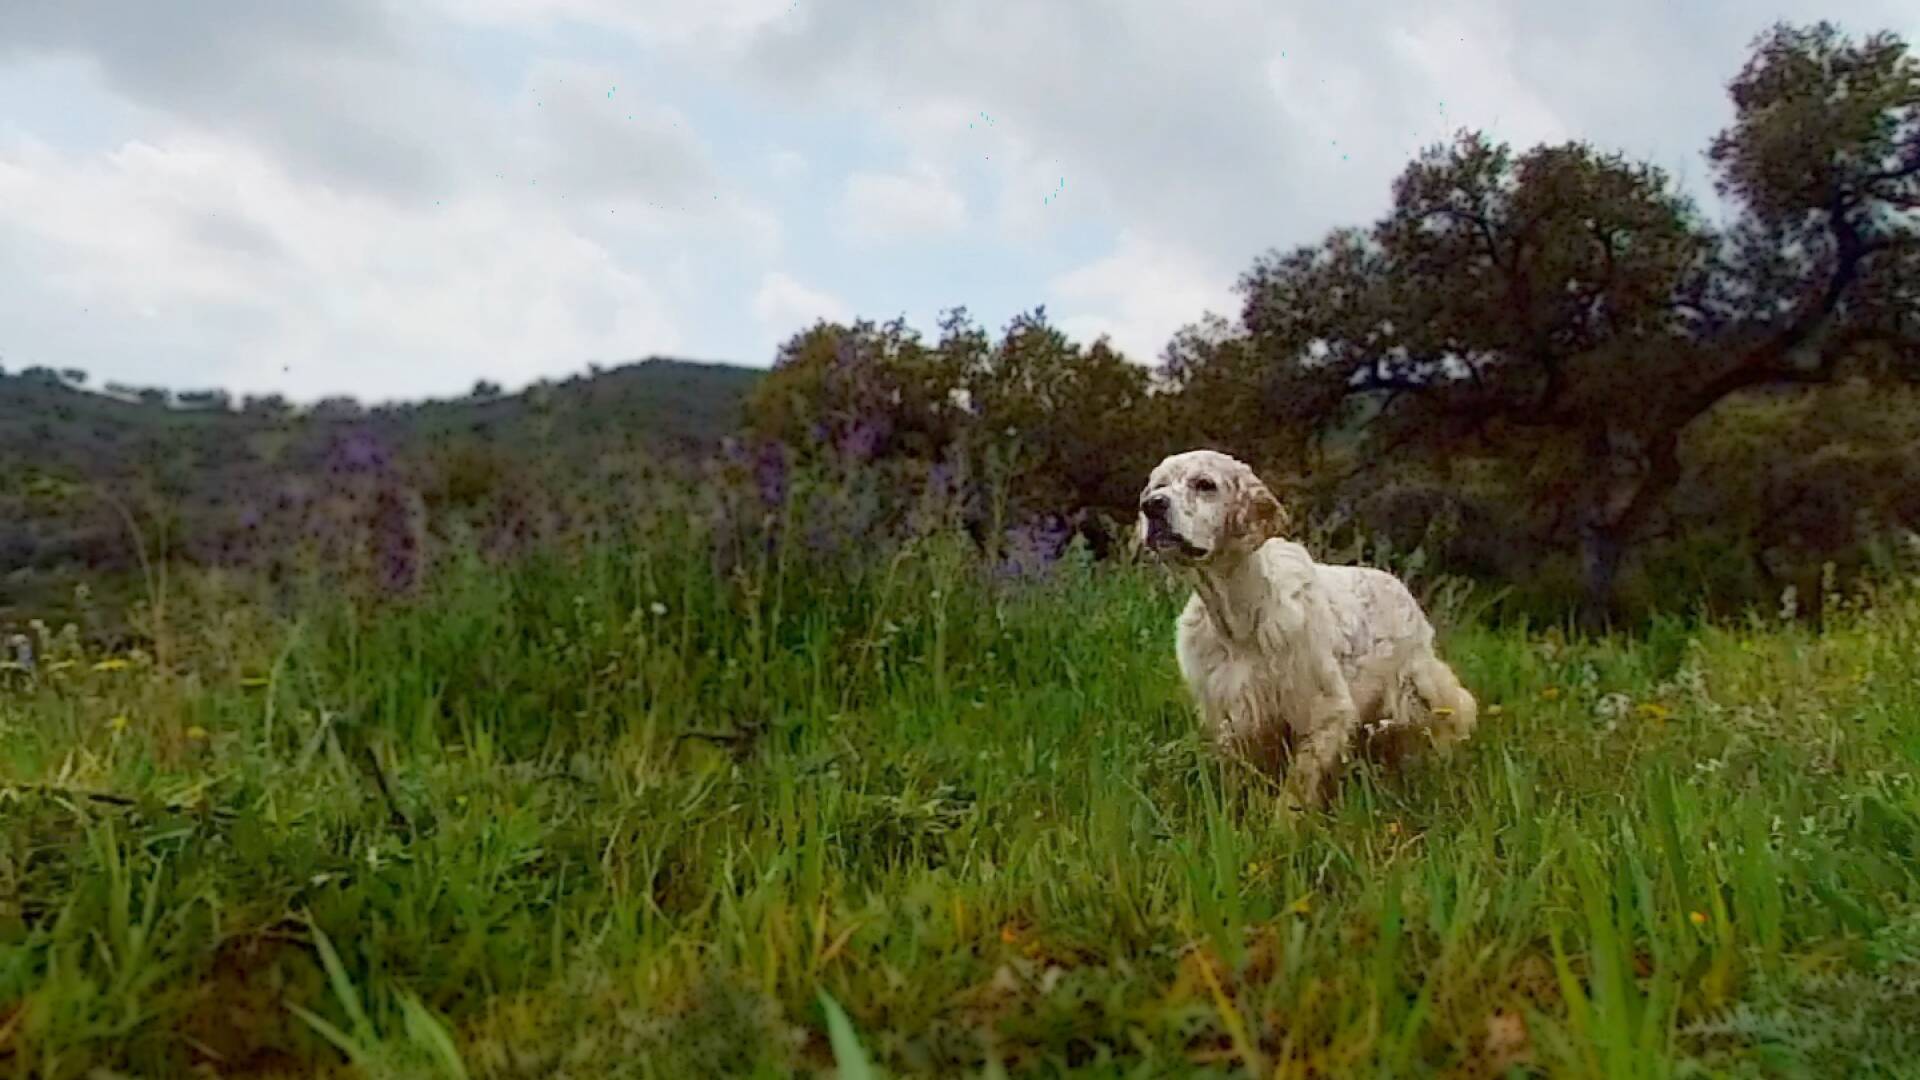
[0,358,763,629]
[395,358,765,458]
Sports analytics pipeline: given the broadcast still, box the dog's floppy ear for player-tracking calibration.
[1230,471,1290,546]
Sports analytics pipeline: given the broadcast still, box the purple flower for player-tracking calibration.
[928,461,955,494]
[996,514,1073,580]
[752,441,789,508]
[327,428,391,474]
[835,417,885,461]
[369,486,423,593]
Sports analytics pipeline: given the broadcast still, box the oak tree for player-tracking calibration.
[1234,21,1918,615]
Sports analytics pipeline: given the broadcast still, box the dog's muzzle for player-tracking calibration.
[1140,495,1206,559]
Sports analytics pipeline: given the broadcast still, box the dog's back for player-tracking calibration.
[1277,542,1475,747]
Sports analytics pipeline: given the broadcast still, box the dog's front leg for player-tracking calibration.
[1284,685,1360,810]
[1407,655,1479,751]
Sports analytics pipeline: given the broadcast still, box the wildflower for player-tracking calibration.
[369,484,425,593]
[649,602,668,617]
[927,460,957,497]
[1288,894,1313,916]
[1000,923,1020,944]
[6,634,31,672]
[1689,911,1708,926]
[1540,686,1562,702]
[1635,702,1673,723]
[186,725,209,741]
[751,440,790,506]
[108,715,130,734]
[834,417,885,462]
[997,515,1073,581]
[92,658,130,673]
[1387,821,1402,836]
[1486,704,1504,717]
[327,428,392,474]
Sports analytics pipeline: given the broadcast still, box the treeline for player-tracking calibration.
[0,365,526,419]
[740,20,1920,621]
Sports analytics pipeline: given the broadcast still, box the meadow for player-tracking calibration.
[4,491,1920,1078]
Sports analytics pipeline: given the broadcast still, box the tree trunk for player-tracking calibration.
[1576,417,1692,626]
[1578,518,1628,629]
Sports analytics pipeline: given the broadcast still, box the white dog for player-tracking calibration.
[1138,449,1478,808]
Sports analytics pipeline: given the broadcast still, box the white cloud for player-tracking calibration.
[425,0,793,45]
[835,165,967,244]
[0,129,681,402]
[769,149,808,181]
[752,270,848,330]
[1384,7,1570,149]
[1049,230,1238,366]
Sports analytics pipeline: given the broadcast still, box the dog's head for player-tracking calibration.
[1136,449,1289,565]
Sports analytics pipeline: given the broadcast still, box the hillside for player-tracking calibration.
[0,358,763,627]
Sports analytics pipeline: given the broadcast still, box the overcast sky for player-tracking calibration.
[2,1,1914,403]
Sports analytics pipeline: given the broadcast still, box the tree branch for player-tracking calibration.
[1858,142,1920,188]
[1415,204,1501,267]
[1597,190,1905,552]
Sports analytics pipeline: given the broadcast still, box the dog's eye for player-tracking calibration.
[1191,477,1217,493]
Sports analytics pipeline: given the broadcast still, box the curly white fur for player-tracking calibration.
[1139,449,1478,807]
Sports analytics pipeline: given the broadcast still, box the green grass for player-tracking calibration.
[4,520,1920,1078]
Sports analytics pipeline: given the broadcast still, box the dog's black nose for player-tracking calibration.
[1141,493,1170,518]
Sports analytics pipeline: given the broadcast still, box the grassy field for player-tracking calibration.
[4,516,1920,1078]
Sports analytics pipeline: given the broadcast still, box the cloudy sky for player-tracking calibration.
[2,1,1914,403]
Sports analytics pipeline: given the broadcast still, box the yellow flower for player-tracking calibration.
[108,715,130,733]
[1486,704,1505,718]
[1288,893,1313,916]
[1000,923,1021,944]
[92,658,130,673]
[1689,911,1708,926]
[186,725,209,741]
[1635,702,1673,723]
[1386,821,1402,836]
[1540,687,1562,702]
